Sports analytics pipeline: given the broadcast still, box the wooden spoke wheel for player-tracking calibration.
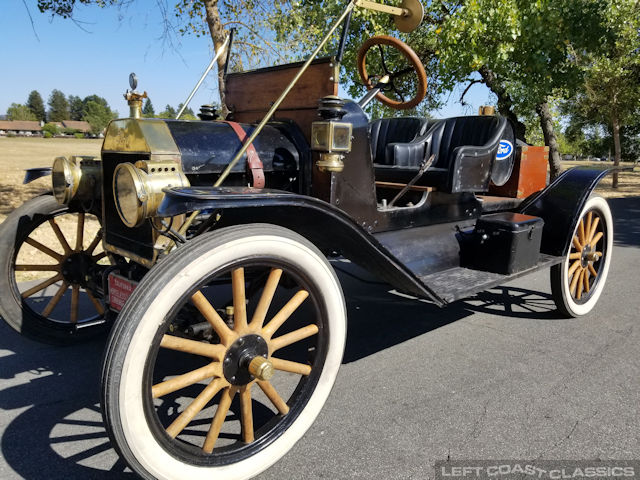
[551,195,613,317]
[101,225,346,480]
[0,195,110,343]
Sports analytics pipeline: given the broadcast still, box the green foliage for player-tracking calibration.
[68,95,85,121]
[7,103,37,121]
[43,131,53,138]
[27,91,46,122]
[48,89,70,121]
[142,98,155,117]
[157,104,177,119]
[42,122,60,136]
[74,132,85,138]
[83,100,115,134]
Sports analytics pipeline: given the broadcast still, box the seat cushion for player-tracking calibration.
[369,117,429,165]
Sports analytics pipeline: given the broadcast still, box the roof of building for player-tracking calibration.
[0,120,42,131]
[62,120,91,132]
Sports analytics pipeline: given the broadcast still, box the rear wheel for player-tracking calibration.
[551,195,613,317]
[0,195,109,344]
[101,224,346,480]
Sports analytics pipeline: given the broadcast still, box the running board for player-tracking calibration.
[419,254,563,304]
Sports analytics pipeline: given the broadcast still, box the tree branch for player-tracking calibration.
[459,79,481,106]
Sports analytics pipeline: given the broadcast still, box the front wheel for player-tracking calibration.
[101,224,346,480]
[551,195,613,317]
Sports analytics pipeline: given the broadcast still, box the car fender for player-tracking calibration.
[159,186,446,306]
[519,167,625,256]
[23,167,52,184]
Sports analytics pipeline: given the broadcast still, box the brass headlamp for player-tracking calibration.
[113,160,190,228]
[51,156,101,205]
[311,96,352,173]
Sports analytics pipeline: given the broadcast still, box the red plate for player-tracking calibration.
[108,273,139,312]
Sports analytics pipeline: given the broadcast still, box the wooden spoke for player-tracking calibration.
[588,264,598,277]
[42,281,69,317]
[258,380,289,415]
[70,285,80,323]
[588,217,600,242]
[271,324,319,352]
[48,219,72,255]
[248,268,282,330]
[15,264,60,272]
[152,362,221,398]
[92,252,107,262]
[232,268,247,332]
[584,212,593,241]
[270,357,312,376]
[86,291,105,315]
[262,290,309,339]
[203,387,237,453]
[166,378,225,439]
[24,237,63,261]
[86,230,103,254]
[239,385,254,443]
[191,291,234,345]
[160,334,225,360]
[591,231,603,246]
[583,268,591,294]
[21,273,63,298]
[75,212,85,251]
[572,236,582,251]
[569,252,582,260]
[568,260,582,279]
[576,269,585,300]
[578,218,586,245]
[570,268,582,297]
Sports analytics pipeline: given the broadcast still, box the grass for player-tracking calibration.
[563,160,640,198]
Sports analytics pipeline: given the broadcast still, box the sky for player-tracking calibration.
[0,0,494,120]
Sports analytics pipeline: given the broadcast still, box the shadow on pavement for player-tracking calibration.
[607,196,640,248]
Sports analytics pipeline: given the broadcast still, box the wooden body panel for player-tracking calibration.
[225,57,338,141]
[489,146,548,198]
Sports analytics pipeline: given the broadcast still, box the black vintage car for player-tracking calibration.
[0,1,615,478]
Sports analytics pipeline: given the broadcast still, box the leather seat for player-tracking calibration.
[373,115,512,193]
[369,117,431,166]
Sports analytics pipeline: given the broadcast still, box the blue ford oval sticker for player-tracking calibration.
[497,140,514,160]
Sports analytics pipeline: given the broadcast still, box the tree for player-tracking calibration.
[48,89,70,121]
[564,0,640,187]
[27,90,46,122]
[83,100,114,134]
[142,98,155,117]
[7,103,37,121]
[158,104,177,118]
[68,95,85,120]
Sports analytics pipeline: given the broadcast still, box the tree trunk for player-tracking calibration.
[203,0,229,116]
[536,100,563,180]
[478,66,527,141]
[611,110,621,189]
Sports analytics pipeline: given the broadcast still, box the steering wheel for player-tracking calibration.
[357,35,427,110]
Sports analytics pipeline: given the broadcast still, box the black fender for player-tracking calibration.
[158,186,446,306]
[519,167,624,256]
[23,167,52,184]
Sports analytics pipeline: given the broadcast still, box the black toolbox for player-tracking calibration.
[462,212,544,274]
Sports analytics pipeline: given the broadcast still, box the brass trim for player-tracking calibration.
[102,119,180,155]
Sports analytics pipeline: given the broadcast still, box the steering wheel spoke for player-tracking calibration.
[357,35,427,110]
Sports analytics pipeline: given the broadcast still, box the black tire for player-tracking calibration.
[550,195,613,317]
[0,195,109,344]
[101,224,346,480]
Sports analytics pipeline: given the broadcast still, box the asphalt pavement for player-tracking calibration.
[0,197,638,480]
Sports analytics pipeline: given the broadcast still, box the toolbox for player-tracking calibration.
[463,212,544,274]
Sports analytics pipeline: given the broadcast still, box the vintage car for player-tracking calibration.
[0,1,615,479]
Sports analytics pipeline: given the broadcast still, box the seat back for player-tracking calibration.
[369,117,429,165]
[432,116,501,168]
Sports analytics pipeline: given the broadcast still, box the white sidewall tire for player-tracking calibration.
[112,228,346,480]
[553,195,613,317]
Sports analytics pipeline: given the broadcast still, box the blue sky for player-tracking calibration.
[0,0,493,119]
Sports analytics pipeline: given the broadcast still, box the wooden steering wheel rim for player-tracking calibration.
[357,35,428,110]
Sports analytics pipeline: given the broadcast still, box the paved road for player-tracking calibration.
[0,197,638,480]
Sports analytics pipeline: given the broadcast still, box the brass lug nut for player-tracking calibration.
[249,356,274,381]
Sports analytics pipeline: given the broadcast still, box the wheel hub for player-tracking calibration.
[61,252,93,285]
[223,334,270,385]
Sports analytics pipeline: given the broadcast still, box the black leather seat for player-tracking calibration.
[373,115,512,193]
[369,117,431,166]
